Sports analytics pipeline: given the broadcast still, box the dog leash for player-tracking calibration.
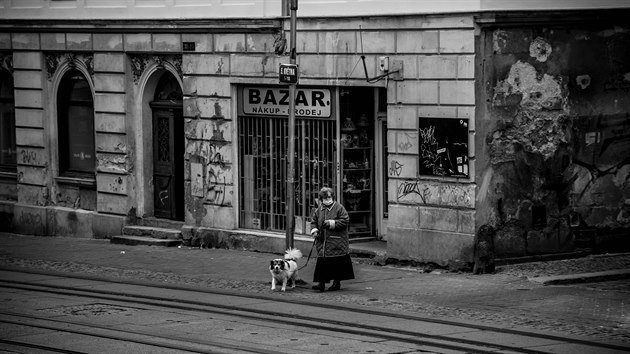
[298,238,316,270]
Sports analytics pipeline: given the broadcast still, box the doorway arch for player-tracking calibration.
[150,73,184,220]
[136,65,184,221]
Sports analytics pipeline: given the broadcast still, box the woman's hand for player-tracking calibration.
[323,220,335,229]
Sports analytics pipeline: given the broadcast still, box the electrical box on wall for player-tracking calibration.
[379,56,389,72]
[391,60,404,81]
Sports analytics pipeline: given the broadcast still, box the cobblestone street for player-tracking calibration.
[1,234,629,346]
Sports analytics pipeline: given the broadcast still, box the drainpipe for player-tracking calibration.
[285,0,298,249]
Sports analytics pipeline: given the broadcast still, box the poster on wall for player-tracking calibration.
[418,118,469,178]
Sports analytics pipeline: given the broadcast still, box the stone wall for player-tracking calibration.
[356,16,476,265]
[0,14,481,264]
[479,20,630,256]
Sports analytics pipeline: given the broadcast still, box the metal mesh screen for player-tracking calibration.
[239,115,336,234]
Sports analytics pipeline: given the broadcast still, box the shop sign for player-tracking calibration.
[243,87,331,118]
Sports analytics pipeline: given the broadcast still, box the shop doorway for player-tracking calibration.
[339,87,385,240]
[236,86,386,240]
[150,73,184,221]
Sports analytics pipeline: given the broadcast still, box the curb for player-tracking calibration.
[529,269,630,285]
[495,250,592,266]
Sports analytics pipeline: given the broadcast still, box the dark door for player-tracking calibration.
[152,105,184,220]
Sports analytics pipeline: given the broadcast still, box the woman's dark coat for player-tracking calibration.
[311,202,350,257]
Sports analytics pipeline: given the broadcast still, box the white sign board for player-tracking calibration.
[191,162,204,197]
[243,87,331,118]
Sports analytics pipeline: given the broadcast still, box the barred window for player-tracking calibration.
[239,116,336,233]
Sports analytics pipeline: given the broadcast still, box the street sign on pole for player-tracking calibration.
[279,63,299,84]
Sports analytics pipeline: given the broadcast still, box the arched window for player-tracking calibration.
[57,69,95,176]
[0,69,16,172]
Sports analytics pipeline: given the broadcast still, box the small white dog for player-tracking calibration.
[269,248,303,291]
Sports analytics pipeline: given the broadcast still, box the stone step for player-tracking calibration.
[123,225,182,239]
[110,235,182,247]
[134,217,184,230]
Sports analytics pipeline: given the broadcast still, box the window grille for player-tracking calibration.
[239,115,336,233]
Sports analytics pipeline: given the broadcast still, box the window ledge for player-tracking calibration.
[56,175,96,188]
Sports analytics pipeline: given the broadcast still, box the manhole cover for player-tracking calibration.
[39,303,139,317]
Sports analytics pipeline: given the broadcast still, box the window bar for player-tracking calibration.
[252,117,257,226]
[300,120,311,232]
[266,117,272,230]
[244,116,249,225]
[260,117,266,229]
[278,117,284,230]
[238,117,242,224]
[308,119,315,219]
[272,117,278,230]
[329,119,335,192]
[252,117,258,226]
[323,120,328,191]
[280,120,289,229]
[239,117,247,226]
[271,118,275,229]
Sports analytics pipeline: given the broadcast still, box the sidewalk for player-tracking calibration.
[0,233,629,345]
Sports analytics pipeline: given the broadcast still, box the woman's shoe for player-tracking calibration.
[327,281,340,291]
[312,283,325,292]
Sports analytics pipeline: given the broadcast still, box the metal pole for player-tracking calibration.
[285,0,298,249]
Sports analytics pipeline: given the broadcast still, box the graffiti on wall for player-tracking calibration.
[397,179,430,203]
[397,179,474,208]
[205,137,231,206]
[207,171,227,206]
[389,160,403,176]
[186,115,232,207]
[397,132,415,152]
[571,114,630,208]
[418,118,469,177]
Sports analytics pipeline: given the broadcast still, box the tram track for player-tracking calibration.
[1,267,628,354]
[0,312,277,354]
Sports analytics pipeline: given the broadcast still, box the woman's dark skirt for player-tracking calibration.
[313,254,355,283]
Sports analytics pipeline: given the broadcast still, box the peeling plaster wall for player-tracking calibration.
[480,22,630,255]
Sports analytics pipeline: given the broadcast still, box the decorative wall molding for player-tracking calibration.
[45,52,94,80]
[129,54,182,84]
[0,53,13,73]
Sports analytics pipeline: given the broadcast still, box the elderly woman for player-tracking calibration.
[310,187,355,291]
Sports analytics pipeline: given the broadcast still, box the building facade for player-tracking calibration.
[1,0,629,266]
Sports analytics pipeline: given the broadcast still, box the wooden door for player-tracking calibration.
[152,106,184,220]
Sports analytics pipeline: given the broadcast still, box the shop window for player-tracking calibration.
[0,69,16,172]
[57,70,95,177]
[239,116,337,233]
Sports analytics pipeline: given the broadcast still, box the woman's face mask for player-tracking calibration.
[322,196,333,206]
